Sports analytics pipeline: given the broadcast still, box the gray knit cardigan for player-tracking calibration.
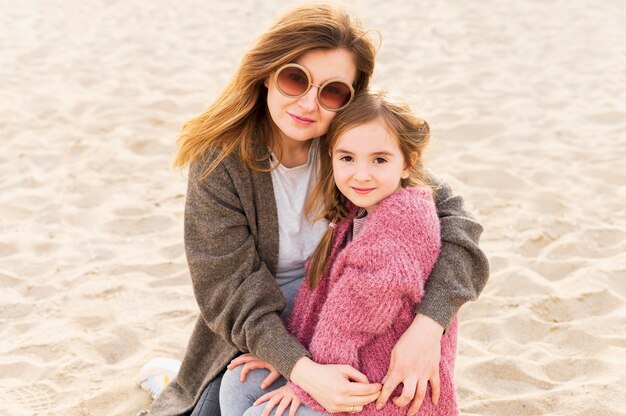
[150,150,489,416]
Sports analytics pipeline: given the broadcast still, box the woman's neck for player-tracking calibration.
[274,137,313,168]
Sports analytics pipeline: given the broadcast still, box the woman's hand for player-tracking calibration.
[254,384,302,416]
[227,353,282,390]
[290,357,381,413]
[375,314,444,416]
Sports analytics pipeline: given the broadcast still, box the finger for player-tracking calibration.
[227,353,254,369]
[376,374,402,409]
[341,366,383,397]
[261,370,282,389]
[406,379,428,416]
[392,377,417,408]
[241,360,270,382]
[341,365,369,383]
[345,391,380,407]
[262,394,283,416]
[254,389,278,406]
[345,405,364,414]
[274,397,291,416]
[288,398,301,416]
[240,362,258,382]
[430,372,441,405]
[381,365,392,385]
[345,381,382,397]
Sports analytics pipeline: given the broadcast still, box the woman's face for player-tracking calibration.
[265,48,357,148]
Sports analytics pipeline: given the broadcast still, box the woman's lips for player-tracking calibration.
[352,187,375,195]
[288,113,315,125]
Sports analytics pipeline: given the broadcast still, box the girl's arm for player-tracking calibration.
[184,156,309,377]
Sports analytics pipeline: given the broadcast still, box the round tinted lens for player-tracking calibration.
[319,82,353,110]
[276,66,309,97]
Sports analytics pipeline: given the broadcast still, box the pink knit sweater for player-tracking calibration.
[288,188,459,416]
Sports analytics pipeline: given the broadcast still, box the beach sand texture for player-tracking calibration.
[1,0,625,415]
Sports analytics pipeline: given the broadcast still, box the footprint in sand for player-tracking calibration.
[103,215,175,236]
[464,358,555,395]
[542,357,611,384]
[158,243,184,260]
[439,121,507,142]
[1,383,59,416]
[526,259,586,282]
[92,326,141,365]
[587,111,626,125]
[530,289,621,323]
[0,243,18,257]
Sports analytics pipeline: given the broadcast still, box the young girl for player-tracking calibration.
[220,91,459,416]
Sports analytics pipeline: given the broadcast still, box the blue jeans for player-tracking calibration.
[219,365,325,416]
[193,276,307,416]
[191,371,224,416]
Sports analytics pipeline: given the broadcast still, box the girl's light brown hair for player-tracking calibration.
[173,4,377,178]
[306,90,431,288]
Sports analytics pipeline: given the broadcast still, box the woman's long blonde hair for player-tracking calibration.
[174,4,377,178]
[306,90,432,288]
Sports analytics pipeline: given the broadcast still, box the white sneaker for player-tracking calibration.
[136,357,182,400]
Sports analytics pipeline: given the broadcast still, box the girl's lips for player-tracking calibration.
[288,113,315,125]
[352,187,375,195]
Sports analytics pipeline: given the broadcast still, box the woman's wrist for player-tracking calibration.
[411,313,444,338]
[290,356,315,387]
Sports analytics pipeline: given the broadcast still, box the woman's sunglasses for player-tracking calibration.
[274,63,355,112]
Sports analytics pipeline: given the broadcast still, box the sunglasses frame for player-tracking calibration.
[274,63,355,112]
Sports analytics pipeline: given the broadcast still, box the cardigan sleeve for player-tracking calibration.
[324,259,420,336]
[416,175,490,330]
[285,251,421,413]
[184,157,309,378]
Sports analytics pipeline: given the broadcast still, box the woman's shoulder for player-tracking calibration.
[189,148,268,185]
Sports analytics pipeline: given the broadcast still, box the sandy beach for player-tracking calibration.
[1,0,625,415]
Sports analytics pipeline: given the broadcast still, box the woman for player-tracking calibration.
[219,91,459,416]
[150,4,488,416]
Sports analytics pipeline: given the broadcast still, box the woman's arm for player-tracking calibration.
[416,177,489,329]
[377,178,489,415]
[184,156,309,378]
[187,157,381,410]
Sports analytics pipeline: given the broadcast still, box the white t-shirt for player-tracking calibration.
[270,139,329,288]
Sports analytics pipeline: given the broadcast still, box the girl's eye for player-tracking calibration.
[373,157,387,164]
[339,155,353,162]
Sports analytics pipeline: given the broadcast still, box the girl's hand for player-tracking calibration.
[375,314,444,416]
[291,357,381,413]
[227,353,282,390]
[254,385,301,416]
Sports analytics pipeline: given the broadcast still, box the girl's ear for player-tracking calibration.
[402,152,418,179]
[263,76,270,88]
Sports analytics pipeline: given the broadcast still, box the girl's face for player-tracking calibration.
[265,48,357,148]
[332,117,412,214]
